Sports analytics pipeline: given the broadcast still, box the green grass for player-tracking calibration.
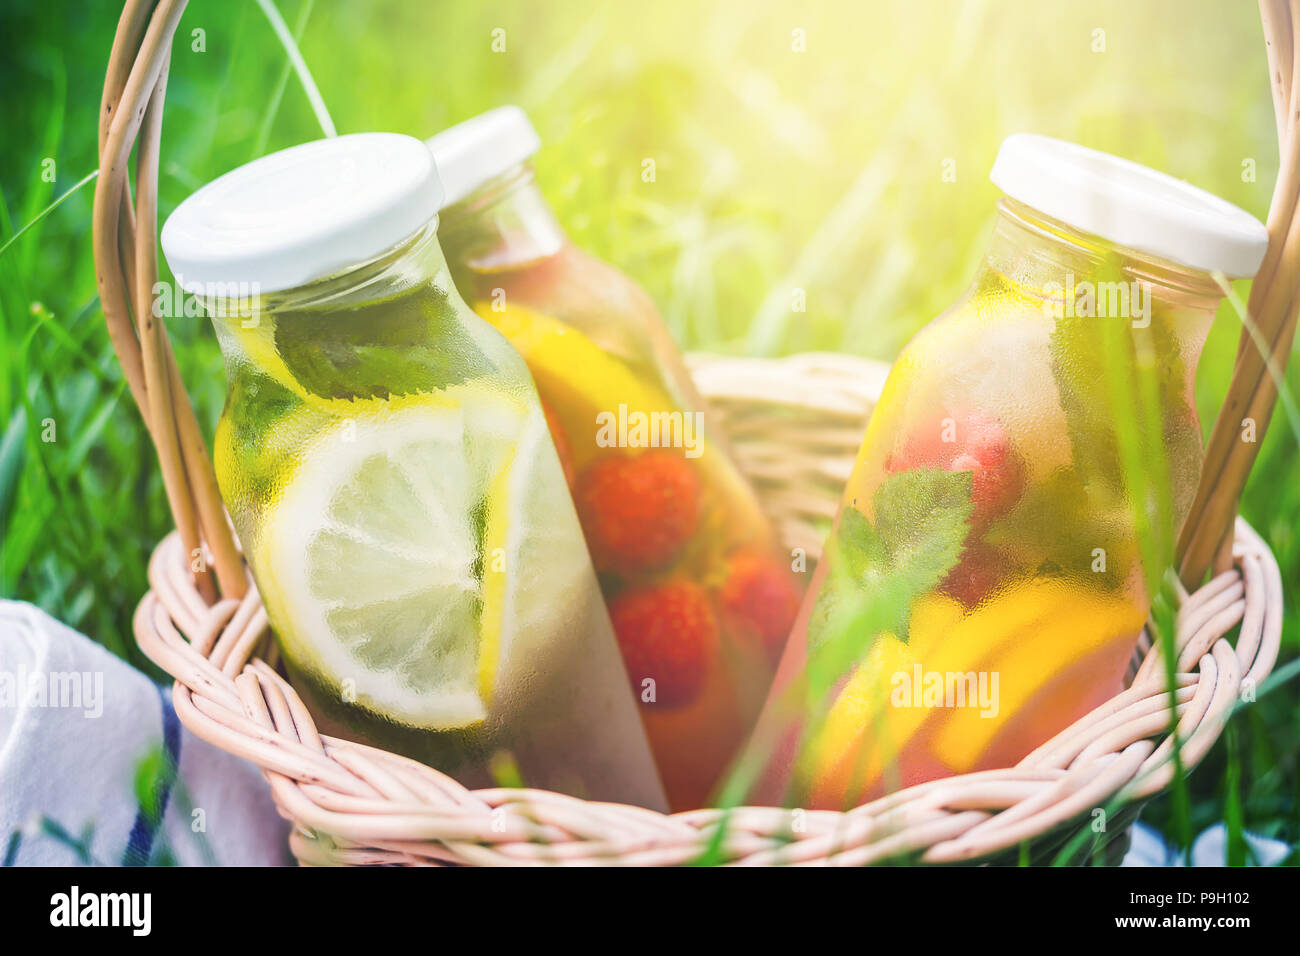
[0,0,1296,861]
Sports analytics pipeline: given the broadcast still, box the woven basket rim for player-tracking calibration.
[132,449,1284,866]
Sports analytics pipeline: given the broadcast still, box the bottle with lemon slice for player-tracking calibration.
[161,133,667,810]
[743,135,1270,809]
[430,108,803,810]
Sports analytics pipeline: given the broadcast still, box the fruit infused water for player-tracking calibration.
[745,135,1269,809]
[430,108,801,810]
[160,134,667,810]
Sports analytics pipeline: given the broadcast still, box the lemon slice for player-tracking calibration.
[809,634,921,784]
[478,398,594,701]
[479,302,775,539]
[473,303,674,466]
[475,302,670,410]
[256,387,526,729]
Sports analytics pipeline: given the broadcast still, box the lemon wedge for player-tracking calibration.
[255,388,526,730]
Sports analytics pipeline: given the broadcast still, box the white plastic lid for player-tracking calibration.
[161,133,444,295]
[426,106,541,208]
[990,134,1268,277]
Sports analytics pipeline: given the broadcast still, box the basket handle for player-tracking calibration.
[92,0,1299,601]
[1177,0,1300,585]
[93,0,245,601]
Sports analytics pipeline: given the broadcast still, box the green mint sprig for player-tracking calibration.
[805,467,973,704]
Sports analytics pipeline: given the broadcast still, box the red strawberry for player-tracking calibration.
[885,408,1024,528]
[609,579,718,708]
[939,538,1010,608]
[718,549,801,663]
[540,400,575,489]
[575,451,701,575]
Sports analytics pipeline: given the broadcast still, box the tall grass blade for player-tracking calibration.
[252,0,317,157]
[0,407,27,551]
[1224,724,1246,866]
[0,169,99,261]
[252,0,337,138]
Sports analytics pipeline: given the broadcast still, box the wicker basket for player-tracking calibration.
[95,0,1294,866]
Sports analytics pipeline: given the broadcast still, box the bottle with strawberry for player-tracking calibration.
[428,108,802,810]
[744,135,1269,809]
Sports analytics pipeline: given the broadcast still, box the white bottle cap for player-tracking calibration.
[425,106,542,208]
[161,132,444,295]
[990,134,1269,277]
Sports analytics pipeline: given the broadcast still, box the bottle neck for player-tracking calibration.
[206,218,509,406]
[205,220,462,398]
[437,163,566,274]
[205,219,451,330]
[979,198,1226,328]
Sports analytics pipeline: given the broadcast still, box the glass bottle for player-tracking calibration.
[430,108,803,810]
[745,134,1268,809]
[161,133,667,810]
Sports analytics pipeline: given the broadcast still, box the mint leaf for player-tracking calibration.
[834,506,885,578]
[1045,260,1192,505]
[983,466,1126,585]
[273,285,494,401]
[805,468,973,702]
[873,468,974,593]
